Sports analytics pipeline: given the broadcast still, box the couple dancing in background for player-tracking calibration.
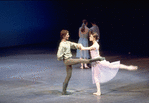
[76,19,100,69]
[57,29,138,95]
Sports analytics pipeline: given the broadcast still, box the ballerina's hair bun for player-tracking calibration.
[92,32,99,40]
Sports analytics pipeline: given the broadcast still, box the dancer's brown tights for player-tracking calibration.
[64,58,90,65]
[62,59,90,94]
[64,65,72,84]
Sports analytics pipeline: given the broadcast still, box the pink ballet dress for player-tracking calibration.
[90,47,120,84]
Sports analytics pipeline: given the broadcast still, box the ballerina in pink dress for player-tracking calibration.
[81,32,138,96]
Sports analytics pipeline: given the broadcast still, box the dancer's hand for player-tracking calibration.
[81,46,85,50]
[80,45,85,50]
[78,44,83,50]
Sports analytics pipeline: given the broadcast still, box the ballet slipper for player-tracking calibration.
[128,65,138,71]
[84,66,89,69]
[80,66,84,69]
[80,63,84,69]
[84,64,89,69]
[93,92,101,96]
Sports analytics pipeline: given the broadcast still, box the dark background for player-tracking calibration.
[0,1,148,56]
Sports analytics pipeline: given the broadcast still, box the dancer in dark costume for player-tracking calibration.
[90,20,100,42]
[57,30,105,95]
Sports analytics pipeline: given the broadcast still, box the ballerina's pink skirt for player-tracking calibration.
[92,60,120,84]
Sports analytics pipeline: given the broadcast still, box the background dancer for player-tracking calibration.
[57,30,105,95]
[90,20,100,42]
[81,32,138,96]
[76,19,90,69]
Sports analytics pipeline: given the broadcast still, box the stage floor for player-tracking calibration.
[0,46,148,103]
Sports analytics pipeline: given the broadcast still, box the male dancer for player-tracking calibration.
[57,30,105,95]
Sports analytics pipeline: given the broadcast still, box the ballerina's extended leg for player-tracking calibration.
[119,64,138,70]
[107,63,138,71]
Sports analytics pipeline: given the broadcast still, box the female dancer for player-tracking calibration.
[81,32,138,96]
[57,30,105,95]
[76,19,90,69]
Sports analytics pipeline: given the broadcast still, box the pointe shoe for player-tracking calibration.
[93,92,101,96]
[128,65,138,71]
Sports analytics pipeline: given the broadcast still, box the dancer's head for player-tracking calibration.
[89,32,99,41]
[82,19,88,25]
[90,18,96,25]
[90,21,96,25]
[60,30,69,40]
[81,19,88,32]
